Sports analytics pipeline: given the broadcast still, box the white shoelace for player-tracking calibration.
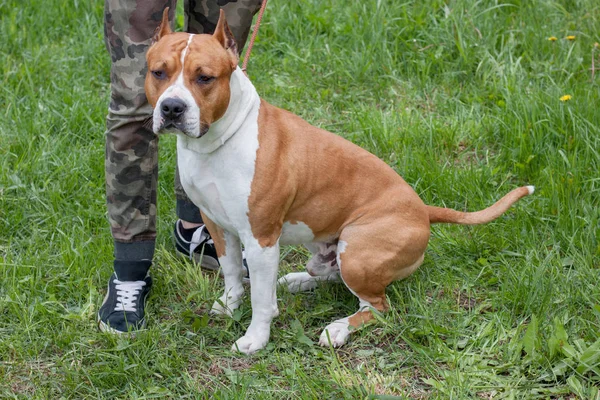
[189,225,214,257]
[114,279,147,312]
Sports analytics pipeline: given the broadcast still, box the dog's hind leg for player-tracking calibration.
[318,222,428,347]
[318,296,381,347]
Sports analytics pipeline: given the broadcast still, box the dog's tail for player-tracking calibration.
[427,186,534,225]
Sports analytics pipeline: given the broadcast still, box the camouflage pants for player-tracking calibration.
[104,0,262,260]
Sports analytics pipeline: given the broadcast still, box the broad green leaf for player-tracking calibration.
[548,317,569,359]
[422,378,444,390]
[551,359,574,376]
[576,337,600,374]
[291,319,314,347]
[567,376,584,398]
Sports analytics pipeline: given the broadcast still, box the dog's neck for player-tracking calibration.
[177,67,260,154]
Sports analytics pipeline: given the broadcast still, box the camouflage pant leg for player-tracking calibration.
[174,0,262,212]
[184,0,263,51]
[104,0,176,254]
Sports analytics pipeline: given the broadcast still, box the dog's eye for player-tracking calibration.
[152,70,166,80]
[197,75,215,84]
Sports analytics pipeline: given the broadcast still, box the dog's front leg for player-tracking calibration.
[231,241,280,354]
[210,232,245,317]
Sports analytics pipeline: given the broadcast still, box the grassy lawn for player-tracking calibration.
[1,0,599,397]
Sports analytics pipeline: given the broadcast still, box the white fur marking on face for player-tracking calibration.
[153,34,201,136]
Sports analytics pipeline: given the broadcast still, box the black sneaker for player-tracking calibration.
[98,266,152,334]
[173,220,250,282]
[174,220,220,270]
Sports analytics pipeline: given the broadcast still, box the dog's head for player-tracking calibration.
[145,8,238,138]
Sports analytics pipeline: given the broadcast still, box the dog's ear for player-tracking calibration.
[213,9,239,68]
[152,7,172,44]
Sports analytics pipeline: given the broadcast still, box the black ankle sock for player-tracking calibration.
[114,260,152,281]
[178,221,201,242]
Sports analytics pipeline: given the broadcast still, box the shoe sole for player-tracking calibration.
[97,314,146,336]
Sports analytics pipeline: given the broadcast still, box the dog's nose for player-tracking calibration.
[161,98,187,120]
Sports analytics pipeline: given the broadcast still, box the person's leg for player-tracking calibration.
[184,0,262,49]
[99,0,176,333]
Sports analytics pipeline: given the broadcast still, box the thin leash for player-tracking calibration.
[241,0,268,77]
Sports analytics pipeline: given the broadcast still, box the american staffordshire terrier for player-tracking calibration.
[145,9,533,354]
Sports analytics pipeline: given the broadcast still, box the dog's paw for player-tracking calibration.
[277,272,318,293]
[318,319,351,347]
[209,300,234,317]
[210,295,242,317]
[231,333,269,354]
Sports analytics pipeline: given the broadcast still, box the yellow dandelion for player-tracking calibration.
[560,94,572,102]
[548,36,557,41]
[566,35,576,41]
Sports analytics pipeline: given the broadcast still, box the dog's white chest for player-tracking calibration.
[177,153,231,226]
[176,105,260,234]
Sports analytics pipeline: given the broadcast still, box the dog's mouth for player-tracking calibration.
[152,119,208,138]
[150,111,210,139]
[162,120,183,132]
[154,120,186,136]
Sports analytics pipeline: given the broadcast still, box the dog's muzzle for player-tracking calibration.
[159,97,187,130]
[152,88,201,137]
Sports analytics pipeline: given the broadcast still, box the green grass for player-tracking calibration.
[1,0,599,398]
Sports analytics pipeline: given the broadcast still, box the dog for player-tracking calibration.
[145,9,533,354]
